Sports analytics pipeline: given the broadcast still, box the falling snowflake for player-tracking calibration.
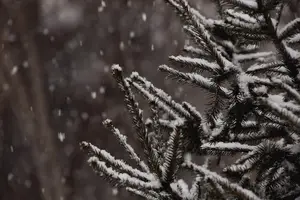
[119,41,125,51]
[129,31,135,38]
[58,132,65,142]
[127,0,132,7]
[151,44,155,51]
[11,66,18,75]
[7,173,14,181]
[43,28,49,35]
[22,61,29,68]
[112,187,119,196]
[142,13,147,21]
[91,92,97,99]
[81,112,89,120]
[99,86,106,94]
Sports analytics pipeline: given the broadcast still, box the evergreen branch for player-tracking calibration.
[224,8,260,24]
[183,161,261,200]
[278,18,300,41]
[158,119,179,129]
[80,141,153,181]
[221,0,258,11]
[88,156,161,190]
[181,101,203,122]
[81,0,300,198]
[271,77,300,104]
[170,179,191,199]
[257,0,300,83]
[126,187,159,200]
[102,119,149,172]
[183,45,210,57]
[181,101,211,137]
[201,142,255,153]
[175,0,240,71]
[169,55,221,73]
[286,33,300,44]
[111,65,159,172]
[189,175,202,199]
[207,176,228,200]
[164,0,215,27]
[224,16,265,31]
[149,102,163,149]
[159,65,231,98]
[274,2,284,30]
[235,51,274,63]
[162,127,184,183]
[247,61,285,75]
[229,126,281,142]
[258,97,300,129]
[130,72,191,119]
[129,79,181,120]
[224,155,259,174]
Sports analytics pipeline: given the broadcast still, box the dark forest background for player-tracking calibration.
[0,0,299,200]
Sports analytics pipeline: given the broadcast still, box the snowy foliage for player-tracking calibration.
[81,0,300,199]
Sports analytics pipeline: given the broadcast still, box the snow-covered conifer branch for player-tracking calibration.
[235,51,274,63]
[126,187,159,200]
[130,72,191,119]
[201,142,255,153]
[162,127,184,183]
[111,65,155,164]
[128,79,181,120]
[102,119,149,172]
[258,97,300,129]
[278,18,300,41]
[82,0,300,199]
[223,0,258,11]
[182,161,261,200]
[88,156,161,190]
[159,65,231,98]
[256,0,300,82]
[271,77,300,104]
[287,33,300,44]
[181,101,203,122]
[206,177,227,200]
[183,45,210,57]
[246,61,286,75]
[80,142,153,181]
[169,55,220,73]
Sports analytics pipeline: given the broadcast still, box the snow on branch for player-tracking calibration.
[88,156,161,190]
[111,65,161,173]
[111,65,148,147]
[271,78,300,104]
[130,72,191,119]
[102,119,149,172]
[162,127,184,183]
[81,0,300,199]
[258,97,300,129]
[80,141,154,181]
[278,18,300,40]
[287,33,300,44]
[169,55,220,73]
[247,61,286,75]
[201,142,255,153]
[128,79,182,120]
[159,65,231,98]
[224,0,258,11]
[235,51,274,63]
[182,161,261,200]
[126,187,159,200]
[183,45,210,57]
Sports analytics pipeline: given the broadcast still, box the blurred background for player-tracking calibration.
[0,0,299,199]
